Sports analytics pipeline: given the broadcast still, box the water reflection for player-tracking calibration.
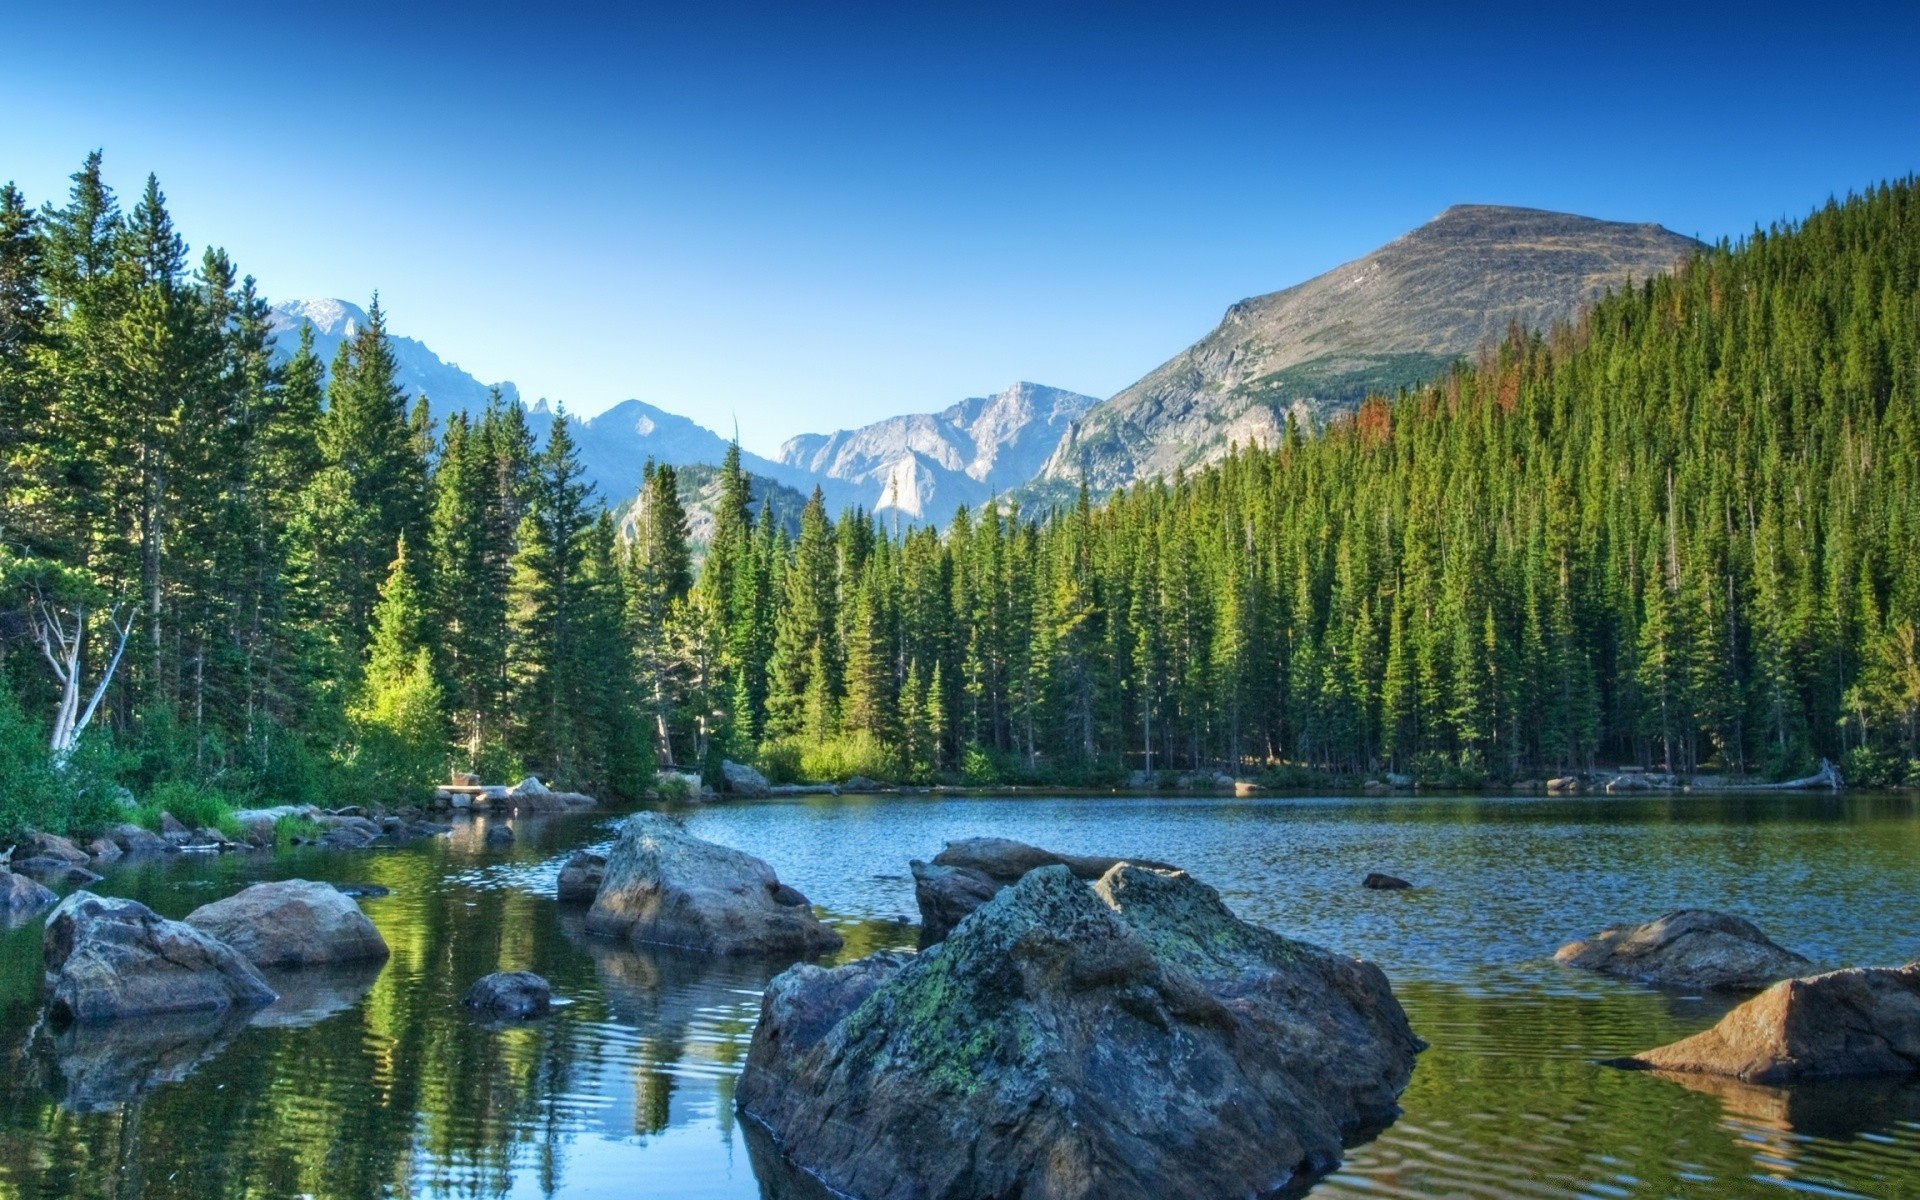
[0,795,1912,1199]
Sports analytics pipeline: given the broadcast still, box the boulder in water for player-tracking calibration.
[908,860,1000,948]
[463,971,552,1019]
[739,863,1421,1200]
[1618,963,1920,1082]
[9,857,103,888]
[910,837,1178,946]
[43,892,277,1022]
[722,759,773,798]
[585,813,841,956]
[184,880,389,967]
[22,831,90,865]
[108,824,170,856]
[1363,872,1413,890]
[557,850,607,903]
[1556,909,1812,990]
[86,838,122,863]
[3,870,57,916]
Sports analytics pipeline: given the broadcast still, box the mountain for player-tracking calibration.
[1035,205,1704,497]
[268,298,521,412]
[776,382,1098,522]
[521,397,810,510]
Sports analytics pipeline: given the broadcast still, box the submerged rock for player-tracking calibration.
[1363,872,1413,890]
[184,880,390,967]
[739,863,1421,1200]
[910,837,1178,946]
[43,1007,249,1112]
[2,870,58,916]
[1556,909,1812,990]
[463,971,552,1019]
[585,813,841,956]
[43,892,277,1022]
[9,857,103,888]
[557,850,607,903]
[1618,963,1920,1082]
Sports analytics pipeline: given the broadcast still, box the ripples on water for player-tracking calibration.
[0,792,1915,1199]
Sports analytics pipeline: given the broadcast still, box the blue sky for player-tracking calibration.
[3,0,1916,455]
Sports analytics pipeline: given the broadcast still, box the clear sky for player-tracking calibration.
[4,0,1916,456]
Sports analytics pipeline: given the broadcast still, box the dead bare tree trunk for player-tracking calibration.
[32,598,135,763]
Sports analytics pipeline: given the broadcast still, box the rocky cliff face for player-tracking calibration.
[776,382,1097,522]
[1034,206,1702,497]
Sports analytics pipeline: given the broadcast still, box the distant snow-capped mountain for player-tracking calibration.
[776,382,1097,521]
[269,298,521,413]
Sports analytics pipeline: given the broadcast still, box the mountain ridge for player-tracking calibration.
[1034,204,1704,497]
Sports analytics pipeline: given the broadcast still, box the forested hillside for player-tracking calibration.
[1,156,1916,838]
[0,155,646,834]
[649,180,1919,787]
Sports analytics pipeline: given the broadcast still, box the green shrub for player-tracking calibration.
[961,744,998,786]
[653,772,697,803]
[129,780,243,838]
[273,813,325,846]
[466,738,525,787]
[0,678,121,840]
[1843,746,1911,788]
[757,737,804,785]
[799,731,900,784]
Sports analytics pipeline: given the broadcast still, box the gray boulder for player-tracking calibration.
[585,813,842,956]
[557,850,607,903]
[108,824,170,856]
[1556,909,1812,990]
[1620,963,1920,1082]
[908,860,1001,948]
[43,891,277,1022]
[3,870,58,915]
[23,831,90,865]
[86,838,122,863]
[1363,872,1413,890]
[184,879,389,967]
[739,864,1421,1200]
[484,822,515,846]
[722,759,772,798]
[910,836,1179,946]
[463,971,552,1019]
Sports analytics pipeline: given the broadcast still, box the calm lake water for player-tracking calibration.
[3,792,1918,1199]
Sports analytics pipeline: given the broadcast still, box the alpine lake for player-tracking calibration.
[2,790,1918,1199]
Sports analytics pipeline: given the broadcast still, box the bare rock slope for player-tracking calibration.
[1035,205,1701,497]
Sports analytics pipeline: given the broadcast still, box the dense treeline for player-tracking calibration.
[0,154,645,834]
[646,179,1920,787]
[2,157,1916,837]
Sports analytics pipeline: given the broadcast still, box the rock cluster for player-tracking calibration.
[585,813,841,956]
[44,892,278,1022]
[1618,963,1920,1082]
[1556,909,1812,990]
[740,863,1421,1200]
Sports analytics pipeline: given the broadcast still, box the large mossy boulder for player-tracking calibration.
[585,813,842,956]
[184,880,390,967]
[43,892,277,1022]
[1619,963,1920,1083]
[910,837,1177,947]
[739,863,1421,1200]
[1555,909,1812,991]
